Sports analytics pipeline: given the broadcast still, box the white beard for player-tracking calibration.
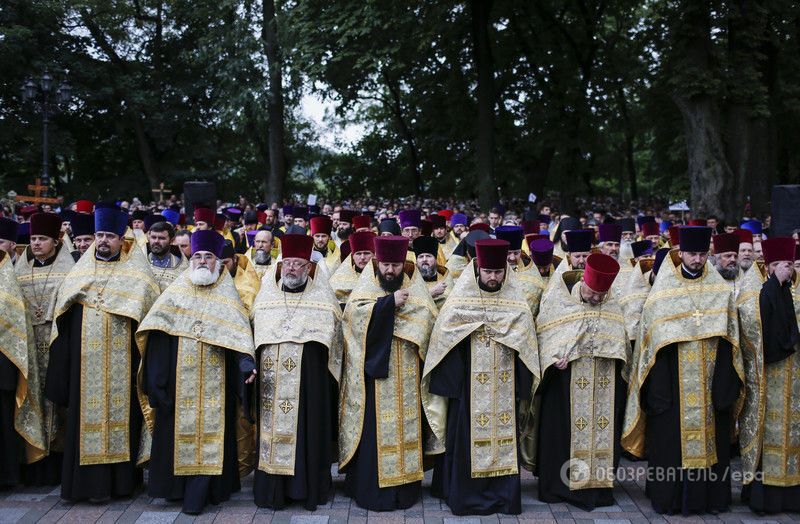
[189,264,221,286]
[282,273,308,289]
[619,240,634,261]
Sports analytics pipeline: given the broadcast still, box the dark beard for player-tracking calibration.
[717,265,738,280]
[377,271,403,293]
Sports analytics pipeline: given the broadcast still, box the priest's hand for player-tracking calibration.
[245,369,257,384]
[394,289,409,307]
[774,261,794,284]
[431,281,447,297]
[554,356,569,370]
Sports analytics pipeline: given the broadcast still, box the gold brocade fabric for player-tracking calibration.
[251,263,343,476]
[148,252,189,292]
[322,242,342,276]
[618,260,654,341]
[444,233,459,259]
[51,243,159,466]
[511,255,545,318]
[330,255,362,306]
[426,265,454,310]
[234,255,261,312]
[136,268,255,474]
[535,276,629,489]
[445,254,469,281]
[736,264,767,485]
[14,245,74,457]
[422,261,540,478]
[339,262,437,488]
[0,254,47,463]
[621,257,743,468]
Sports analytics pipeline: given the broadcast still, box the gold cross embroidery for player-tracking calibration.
[87,396,101,408]
[476,413,490,427]
[404,364,416,376]
[111,394,124,407]
[576,376,589,389]
[597,416,609,430]
[475,329,491,346]
[598,376,610,388]
[475,372,489,384]
[498,370,511,383]
[88,340,103,351]
[36,341,49,354]
[575,417,588,430]
[498,412,512,425]
[691,309,703,327]
[184,353,196,365]
[283,358,296,372]
[279,400,293,414]
[264,356,274,369]
[182,397,195,408]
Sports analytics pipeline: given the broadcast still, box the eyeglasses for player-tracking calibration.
[283,260,309,269]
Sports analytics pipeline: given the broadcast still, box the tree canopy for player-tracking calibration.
[2,0,799,219]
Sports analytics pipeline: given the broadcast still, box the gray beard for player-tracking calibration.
[254,249,270,265]
[717,265,739,280]
[189,264,221,286]
[419,263,437,280]
[739,259,753,271]
[282,273,307,289]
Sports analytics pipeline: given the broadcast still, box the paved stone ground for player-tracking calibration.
[0,458,797,523]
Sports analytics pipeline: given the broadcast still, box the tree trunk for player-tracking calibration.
[80,9,162,192]
[669,1,732,219]
[470,0,498,211]
[383,71,423,195]
[262,0,287,205]
[617,86,638,201]
[673,94,731,218]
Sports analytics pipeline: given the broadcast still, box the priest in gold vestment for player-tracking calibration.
[0,247,47,487]
[622,226,744,515]
[137,230,256,515]
[495,226,545,317]
[534,253,629,510]
[339,235,437,511]
[739,238,800,513]
[251,233,343,510]
[412,236,453,309]
[144,220,188,292]
[14,213,75,485]
[330,231,376,308]
[424,239,539,515]
[45,207,160,502]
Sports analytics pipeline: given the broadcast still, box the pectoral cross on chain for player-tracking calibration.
[691,309,703,327]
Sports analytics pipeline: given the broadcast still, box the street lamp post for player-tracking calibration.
[20,70,72,196]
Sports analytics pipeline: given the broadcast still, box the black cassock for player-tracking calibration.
[253,341,334,510]
[343,294,421,511]
[253,284,335,510]
[44,304,143,502]
[143,331,253,514]
[0,352,19,487]
[742,273,800,513]
[536,360,626,510]
[641,268,741,515]
[429,336,533,515]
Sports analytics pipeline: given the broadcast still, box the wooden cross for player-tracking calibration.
[151,182,172,202]
[14,177,62,205]
[691,309,703,327]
